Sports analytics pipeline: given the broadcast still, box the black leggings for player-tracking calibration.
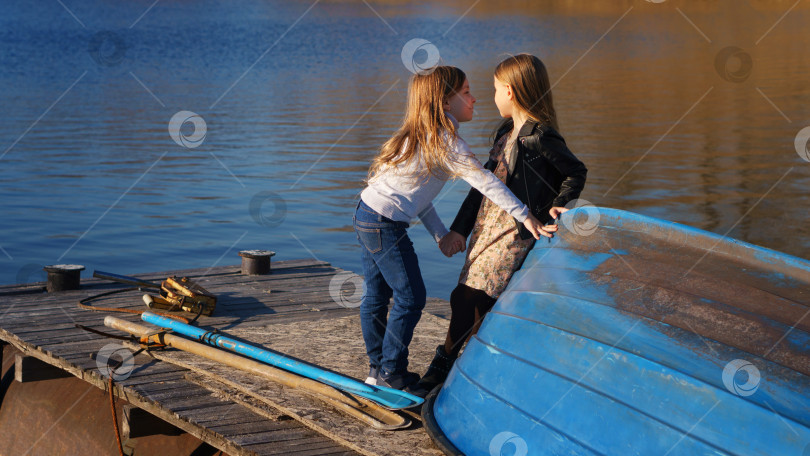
[444,283,497,358]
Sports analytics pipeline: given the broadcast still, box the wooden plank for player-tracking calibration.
[172,402,244,424]
[0,269,346,320]
[0,282,47,293]
[211,420,305,439]
[249,441,358,456]
[0,260,328,300]
[0,260,450,456]
[160,389,230,412]
[123,370,190,390]
[203,268,339,284]
[245,438,356,456]
[143,384,216,405]
[0,287,112,306]
[14,354,73,382]
[0,277,346,323]
[229,428,326,447]
[0,259,325,294]
[133,259,328,280]
[0,262,331,310]
[2,299,358,337]
[5,302,444,354]
[189,411,270,429]
[0,340,6,377]
[0,331,252,456]
[203,271,340,289]
[203,419,289,437]
[0,323,112,345]
[147,349,374,455]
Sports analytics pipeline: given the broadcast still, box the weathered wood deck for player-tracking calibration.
[0,259,451,456]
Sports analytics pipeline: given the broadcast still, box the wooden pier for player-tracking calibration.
[0,258,451,456]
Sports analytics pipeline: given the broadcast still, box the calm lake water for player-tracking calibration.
[2,0,809,299]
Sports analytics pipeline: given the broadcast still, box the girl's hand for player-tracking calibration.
[523,213,557,240]
[439,231,466,257]
[549,206,569,220]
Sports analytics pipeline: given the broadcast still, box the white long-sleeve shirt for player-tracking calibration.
[360,116,529,243]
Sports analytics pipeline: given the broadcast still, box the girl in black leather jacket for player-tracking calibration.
[410,54,587,397]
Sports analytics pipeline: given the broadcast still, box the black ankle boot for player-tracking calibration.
[408,345,457,398]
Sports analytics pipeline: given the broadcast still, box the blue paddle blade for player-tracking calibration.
[140,312,424,410]
[317,377,424,410]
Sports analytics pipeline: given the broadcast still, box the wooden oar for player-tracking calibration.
[104,316,410,430]
[140,312,425,410]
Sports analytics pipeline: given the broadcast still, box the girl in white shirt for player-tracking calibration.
[353,66,554,390]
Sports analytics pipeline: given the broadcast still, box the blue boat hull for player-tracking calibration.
[430,207,810,456]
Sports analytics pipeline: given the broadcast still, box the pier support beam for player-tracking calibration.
[14,355,73,383]
[122,405,184,439]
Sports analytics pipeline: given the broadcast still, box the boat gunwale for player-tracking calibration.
[558,207,810,286]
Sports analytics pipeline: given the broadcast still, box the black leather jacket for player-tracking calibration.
[449,119,587,240]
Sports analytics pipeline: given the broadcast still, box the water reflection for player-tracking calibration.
[0,0,808,299]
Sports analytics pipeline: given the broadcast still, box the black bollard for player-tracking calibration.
[238,250,275,275]
[43,264,85,292]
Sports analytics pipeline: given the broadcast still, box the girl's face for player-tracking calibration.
[493,76,513,118]
[443,78,476,122]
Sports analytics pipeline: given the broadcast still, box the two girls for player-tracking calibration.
[410,54,588,396]
[353,66,553,390]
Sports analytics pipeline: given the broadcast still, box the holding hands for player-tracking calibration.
[439,231,466,257]
[439,207,571,255]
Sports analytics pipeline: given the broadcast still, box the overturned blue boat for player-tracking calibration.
[424,207,810,456]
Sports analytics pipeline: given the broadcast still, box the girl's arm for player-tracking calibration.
[417,203,449,243]
[539,133,588,208]
[448,135,504,238]
[451,139,550,240]
[450,138,529,223]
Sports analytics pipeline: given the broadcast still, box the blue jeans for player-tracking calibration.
[353,199,426,374]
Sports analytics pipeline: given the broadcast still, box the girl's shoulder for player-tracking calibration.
[520,122,575,162]
[523,122,565,145]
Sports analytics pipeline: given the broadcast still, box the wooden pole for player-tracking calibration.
[103,316,409,430]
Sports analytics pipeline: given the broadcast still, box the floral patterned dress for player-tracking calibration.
[458,134,536,299]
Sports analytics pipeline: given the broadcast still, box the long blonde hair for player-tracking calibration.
[368,66,467,182]
[493,54,559,137]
